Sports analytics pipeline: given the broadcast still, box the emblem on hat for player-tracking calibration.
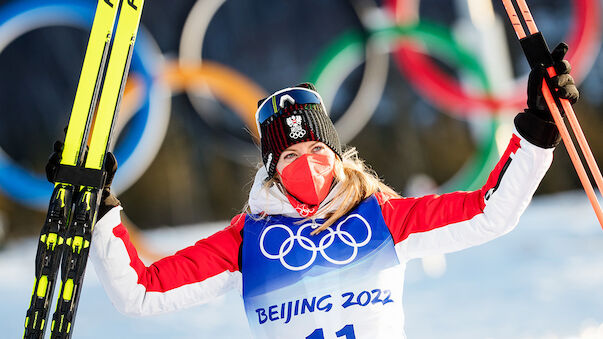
[286,115,306,139]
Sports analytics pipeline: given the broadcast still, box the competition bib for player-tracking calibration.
[242,196,406,339]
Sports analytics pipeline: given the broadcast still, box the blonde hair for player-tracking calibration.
[244,147,400,234]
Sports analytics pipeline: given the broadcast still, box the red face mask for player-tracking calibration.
[278,153,335,206]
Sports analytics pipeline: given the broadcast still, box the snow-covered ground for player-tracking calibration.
[2,191,602,338]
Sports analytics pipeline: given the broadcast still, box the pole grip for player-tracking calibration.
[519,32,553,69]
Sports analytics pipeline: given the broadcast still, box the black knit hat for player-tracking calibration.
[256,83,342,177]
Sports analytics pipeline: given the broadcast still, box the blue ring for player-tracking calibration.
[0,0,153,208]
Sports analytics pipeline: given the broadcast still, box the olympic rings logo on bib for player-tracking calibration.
[259,214,372,271]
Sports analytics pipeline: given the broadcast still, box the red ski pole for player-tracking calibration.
[502,0,603,228]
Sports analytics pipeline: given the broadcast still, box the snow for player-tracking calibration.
[2,191,602,338]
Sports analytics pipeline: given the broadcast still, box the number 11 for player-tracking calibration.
[306,324,356,339]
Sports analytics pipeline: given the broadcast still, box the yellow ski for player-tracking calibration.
[24,0,118,337]
[50,1,145,338]
[24,0,145,338]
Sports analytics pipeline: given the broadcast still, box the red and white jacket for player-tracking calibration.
[90,130,553,336]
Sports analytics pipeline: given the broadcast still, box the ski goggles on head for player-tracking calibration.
[255,88,324,125]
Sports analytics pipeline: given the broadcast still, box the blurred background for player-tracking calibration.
[0,0,602,338]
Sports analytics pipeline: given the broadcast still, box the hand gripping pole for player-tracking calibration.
[502,0,603,228]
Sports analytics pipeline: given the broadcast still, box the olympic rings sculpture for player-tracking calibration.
[259,214,372,271]
[0,0,600,210]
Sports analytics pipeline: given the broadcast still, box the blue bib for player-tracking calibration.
[242,195,404,339]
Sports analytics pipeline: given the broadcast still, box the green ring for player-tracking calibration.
[306,21,500,192]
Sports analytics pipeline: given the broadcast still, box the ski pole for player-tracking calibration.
[502,0,603,228]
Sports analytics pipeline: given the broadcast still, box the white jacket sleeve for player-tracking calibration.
[90,208,244,316]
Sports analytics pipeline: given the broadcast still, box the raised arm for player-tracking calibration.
[90,209,245,316]
[378,42,578,261]
[378,131,551,261]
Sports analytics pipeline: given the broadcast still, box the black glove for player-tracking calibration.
[45,141,63,183]
[516,42,580,148]
[45,141,120,218]
[526,42,579,120]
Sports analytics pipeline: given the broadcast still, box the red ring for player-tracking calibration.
[385,0,601,115]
